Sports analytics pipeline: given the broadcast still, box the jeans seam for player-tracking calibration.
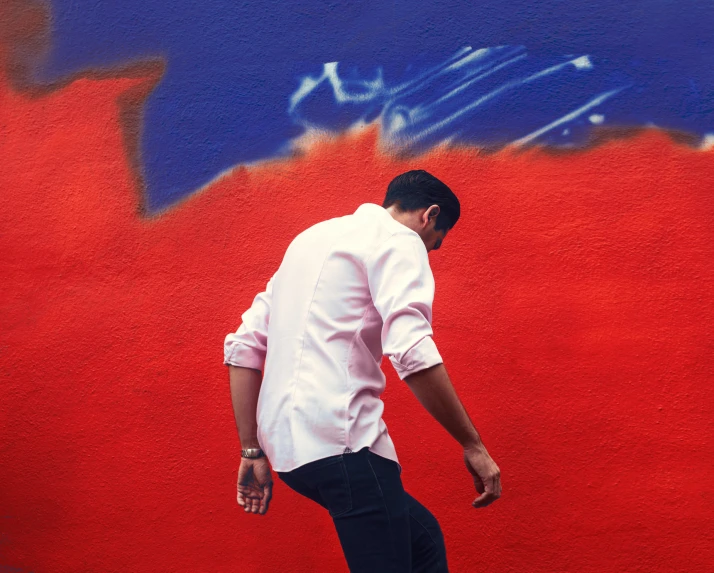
[409,511,443,573]
[366,453,399,568]
[330,459,353,517]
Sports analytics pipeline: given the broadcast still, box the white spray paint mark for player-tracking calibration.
[407,56,605,145]
[572,55,593,70]
[512,88,625,147]
[701,134,714,150]
[288,46,628,152]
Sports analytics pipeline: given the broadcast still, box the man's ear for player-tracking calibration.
[428,205,440,221]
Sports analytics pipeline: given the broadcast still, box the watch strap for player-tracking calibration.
[241,447,265,459]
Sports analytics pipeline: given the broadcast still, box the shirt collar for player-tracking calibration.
[354,203,418,237]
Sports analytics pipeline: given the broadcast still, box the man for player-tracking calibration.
[224,170,501,572]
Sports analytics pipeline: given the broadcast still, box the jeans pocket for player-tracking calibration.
[315,458,353,518]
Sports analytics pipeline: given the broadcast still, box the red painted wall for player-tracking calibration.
[2,67,714,572]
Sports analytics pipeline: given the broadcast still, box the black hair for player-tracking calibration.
[382,170,460,231]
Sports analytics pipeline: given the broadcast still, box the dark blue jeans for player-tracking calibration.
[277,446,448,572]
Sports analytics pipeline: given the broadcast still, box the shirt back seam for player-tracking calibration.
[287,224,364,451]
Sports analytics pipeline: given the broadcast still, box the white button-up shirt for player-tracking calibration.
[224,203,443,472]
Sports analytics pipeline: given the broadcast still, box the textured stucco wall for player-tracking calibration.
[2,1,714,572]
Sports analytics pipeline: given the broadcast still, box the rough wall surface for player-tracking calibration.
[2,1,714,572]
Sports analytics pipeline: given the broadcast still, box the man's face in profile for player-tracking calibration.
[432,230,447,251]
[423,215,448,252]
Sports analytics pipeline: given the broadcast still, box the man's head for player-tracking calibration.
[382,170,460,252]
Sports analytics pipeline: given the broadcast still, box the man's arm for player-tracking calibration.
[224,275,276,515]
[228,366,262,450]
[366,233,501,508]
[404,363,502,508]
[228,365,272,515]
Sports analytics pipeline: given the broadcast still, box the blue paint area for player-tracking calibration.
[38,1,714,210]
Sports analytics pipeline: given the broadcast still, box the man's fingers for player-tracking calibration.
[472,475,502,508]
[492,472,502,497]
[472,491,497,508]
[238,485,256,512]
[259,483,273,515]
[473,475,485,494]
[238,486,272,514]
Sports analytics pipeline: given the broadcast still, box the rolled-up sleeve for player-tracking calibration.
[224,275,274,370]
[366,233,443,379]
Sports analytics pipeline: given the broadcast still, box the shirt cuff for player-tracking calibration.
[390,336,443,380]
[224,341,266,370]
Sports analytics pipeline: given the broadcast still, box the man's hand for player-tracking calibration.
[464,443,501,508]
[237,457,273,515]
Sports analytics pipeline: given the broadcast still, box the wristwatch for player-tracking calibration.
[241,447,266,459]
